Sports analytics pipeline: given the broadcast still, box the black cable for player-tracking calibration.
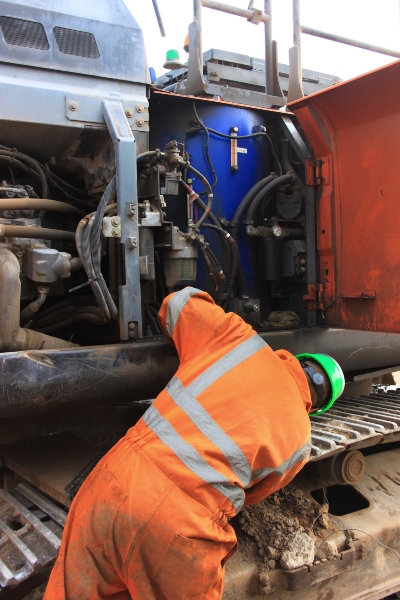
[246,173,294,225]
[191,102,218,191]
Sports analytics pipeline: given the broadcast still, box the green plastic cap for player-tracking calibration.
[166,49,180,61]
[295,353,345,415]
[163,49,183,70]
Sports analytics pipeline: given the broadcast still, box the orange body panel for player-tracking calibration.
[289,60,400,332]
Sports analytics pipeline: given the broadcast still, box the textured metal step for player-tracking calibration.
[0,482,66,589]
[310,389,400,461]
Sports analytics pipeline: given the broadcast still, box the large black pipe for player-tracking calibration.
[1,328,400,419]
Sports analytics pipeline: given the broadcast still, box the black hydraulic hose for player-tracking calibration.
[230,174,276,244]
[0,148,48,198]
[0,198,83,218]
[136,151,165,162]
[191,102,218,191]
[279,139,293,174]
[246,173,295,225]
[202,223,239,297]
[182,164,213,228]
[0,224,75,242]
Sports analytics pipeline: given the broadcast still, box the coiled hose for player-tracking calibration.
[246,173,295,225]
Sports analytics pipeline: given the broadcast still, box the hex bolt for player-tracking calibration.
[69,101,78,112]
[112,227,121,237]
[111,217,120,227]
[136,118,145,128]
[231,165,239,172]
[129,322,135,330]
[136,104,145,113]
[125,108,134,118]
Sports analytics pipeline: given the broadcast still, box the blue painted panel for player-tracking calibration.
[152,100,273,296]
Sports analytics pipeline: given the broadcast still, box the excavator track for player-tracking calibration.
[310,389,400,461]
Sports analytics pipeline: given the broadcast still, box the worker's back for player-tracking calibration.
[134,287,312,517]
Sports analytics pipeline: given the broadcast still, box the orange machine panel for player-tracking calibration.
[289,60,400,333]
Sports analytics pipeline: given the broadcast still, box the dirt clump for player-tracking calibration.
[236,486,337,572]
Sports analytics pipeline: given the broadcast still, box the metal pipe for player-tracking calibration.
[194,0,203,73]
[201,0,270,24]
[0,198,83,218]
[292,0,301,59]
[0,248,76,352]
[2,327,400,418]
[264,0,274,95]
[301,25,400,59]
[0,225,75,243]
[151,0,166,37]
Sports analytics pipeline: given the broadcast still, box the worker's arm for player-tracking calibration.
[243,453,310,507]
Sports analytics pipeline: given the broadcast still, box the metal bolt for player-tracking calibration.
[128,236,137,248]
[111,217,120,227]
[231,165,239,172]
[128,322,135,330]
[16,251,23,258]
[136,104,145,113]
[232,127,238,133]
[136,118,145,128]
[69,101,78,112]
[112,227,121,237]
[125,108,134,118]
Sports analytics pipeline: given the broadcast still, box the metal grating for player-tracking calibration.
[309,389,400,461]
[0,16,49,50]
[0,482,65,589]
[53,26,100,59]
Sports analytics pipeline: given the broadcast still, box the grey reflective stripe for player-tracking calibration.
[246,439,312,488]
[143,404,245,512]
[164,287,202,337]
[166,377,251,486]
[187,334,267,398]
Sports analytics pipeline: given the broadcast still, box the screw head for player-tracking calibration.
[129,322,135,330]
[111,217,120,227]
[112,227,121,237]
[231,165,239,172]
[125,108,134,118]
[136,118,145,128]
[69,101,78,111]
[136,104,145,113]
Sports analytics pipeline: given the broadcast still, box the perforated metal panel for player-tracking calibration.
[53,26,100,59]
[0,16,49,50]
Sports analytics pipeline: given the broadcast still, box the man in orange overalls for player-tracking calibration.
[44,287,344,600]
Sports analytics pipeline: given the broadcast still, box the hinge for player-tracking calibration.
[306,159,330,186]
[303,283,325,310]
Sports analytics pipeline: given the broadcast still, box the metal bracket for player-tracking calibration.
[279,114,311,165]
[304,283,325,310]
[287,45,304,103]
[306,159,330,186]
[103,100,142,340]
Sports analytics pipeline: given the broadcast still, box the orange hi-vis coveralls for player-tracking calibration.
[44,287,312,600]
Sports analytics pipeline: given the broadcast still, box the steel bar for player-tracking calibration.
[264,0,274,95]
[292,0,301,55]
[301,25,400,59]
[103,100,142,339]
[201,0,269,24]
[151,0,166,37]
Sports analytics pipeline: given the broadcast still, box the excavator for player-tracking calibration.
[0,1,399,597]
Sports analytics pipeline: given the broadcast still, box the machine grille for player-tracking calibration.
[53,26,100,59]
[0,16,49,50]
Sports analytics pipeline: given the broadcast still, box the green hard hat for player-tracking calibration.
[295,353,345,415]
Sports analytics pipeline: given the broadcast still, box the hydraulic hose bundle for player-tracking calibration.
[75,177,118,323]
